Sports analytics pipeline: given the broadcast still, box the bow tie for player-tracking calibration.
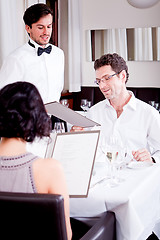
[28,41,52,56]
[37,45,52,56]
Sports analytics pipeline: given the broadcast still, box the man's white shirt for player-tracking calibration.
[87,92,160,163]
[0,38,64,104]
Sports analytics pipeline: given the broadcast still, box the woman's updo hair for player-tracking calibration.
[0,82,52,142]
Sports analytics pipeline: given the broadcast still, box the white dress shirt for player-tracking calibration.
[87,92,160,163]
[0,38,64,104]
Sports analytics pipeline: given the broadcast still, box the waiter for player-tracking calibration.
[0,3,64,105]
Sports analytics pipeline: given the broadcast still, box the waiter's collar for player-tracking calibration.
[28,38,51,50]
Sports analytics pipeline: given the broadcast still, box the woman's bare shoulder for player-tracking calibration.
[33,157,63,175]
[32,157,65,193]
[34,157,60,167]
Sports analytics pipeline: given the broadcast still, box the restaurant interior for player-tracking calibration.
[0,0,160,239]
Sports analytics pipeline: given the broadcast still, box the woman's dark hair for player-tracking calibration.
[23,3,53,28]
[94,53,129,82]
[0,82,52,142]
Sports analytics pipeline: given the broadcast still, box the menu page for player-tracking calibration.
[45,101,100,128]
[45,130,100,197]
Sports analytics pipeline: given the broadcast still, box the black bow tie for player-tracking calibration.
[28,41,52,56]
[37,45,52,56]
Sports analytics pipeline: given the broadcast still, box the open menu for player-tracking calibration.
[45,101,100,128]
[45,130,100,197]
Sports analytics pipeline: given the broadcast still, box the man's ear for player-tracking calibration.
[25,25,30,33]
[120,70,127,83]
[25,25,31,36]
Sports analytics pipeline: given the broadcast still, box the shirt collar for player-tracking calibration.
[125,91,137,111]
[105,90,137,111]
[29,38,51,50]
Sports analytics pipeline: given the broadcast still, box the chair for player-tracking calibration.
[80,211,116,240]
[0,191,67,240]
[0,191,116,240]
[71,211,116,240]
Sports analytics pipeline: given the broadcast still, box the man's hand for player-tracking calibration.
[132,149,152,162]
[70,126,84,132]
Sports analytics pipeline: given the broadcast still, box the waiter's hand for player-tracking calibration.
[70,126,84,132]
[132,149,152,162]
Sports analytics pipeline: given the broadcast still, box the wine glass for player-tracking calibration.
[154,102,159,110]
[105,146,119,187]
[101,135,126,187]
[54,122,65,133]
[80,99,89,112]
[148,101,155,107]
[114,148,127,183]
[60,99,69,107]
[87,101,92,109]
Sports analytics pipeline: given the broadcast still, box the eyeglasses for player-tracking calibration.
[95,72,120,85]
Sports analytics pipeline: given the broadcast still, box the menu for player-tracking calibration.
[45,130,100,197]
[45,101,100,128]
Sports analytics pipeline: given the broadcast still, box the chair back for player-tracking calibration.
[0,191,67,240]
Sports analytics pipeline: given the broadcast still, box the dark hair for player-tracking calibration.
[94,53,129,82]
[23,3,53,28]
[0,82,52,142]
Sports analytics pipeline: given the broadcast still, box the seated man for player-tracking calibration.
[72,53,160,163]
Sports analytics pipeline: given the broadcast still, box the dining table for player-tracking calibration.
[70,160,160,240]
[26,110,160,240]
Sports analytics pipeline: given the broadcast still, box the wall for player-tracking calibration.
[59,0,69,91]
[80,0,160,87]
[1,0,159,90]
[0,0,46,67]
[0,0,26,66]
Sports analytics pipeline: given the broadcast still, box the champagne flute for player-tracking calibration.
[105,149,119,187]
[100,134,127,187]
[114,148,127,183]
[104,134,124,187]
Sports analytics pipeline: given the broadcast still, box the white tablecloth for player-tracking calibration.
[26,129,160,240]
[70,162,160,240]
